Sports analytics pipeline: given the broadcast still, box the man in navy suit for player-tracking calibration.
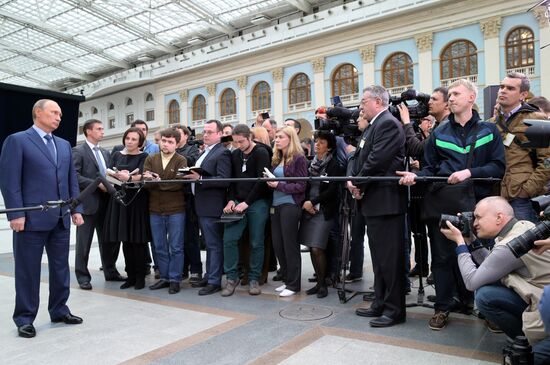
[183,119,231,295]
[0,99,84,338]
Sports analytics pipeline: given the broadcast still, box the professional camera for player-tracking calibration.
[314,95,361,145]
[186,127,204,147]
[439,212,475,237]
[388,89,430,122]
[506,196,550,258]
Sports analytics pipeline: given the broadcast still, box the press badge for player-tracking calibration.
[359,139,366,149]
[242,164,247,173]
[503,133,515,147]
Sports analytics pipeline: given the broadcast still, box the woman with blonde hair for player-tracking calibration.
[266,126,308,297]
[250,126,271,146]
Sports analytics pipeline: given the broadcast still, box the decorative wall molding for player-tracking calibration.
[311,57,326,73]
[533,6,550,28]
[206,83,216,96]
[415,32,433,52]
[179,89,188,102]
[360,45,376,63]
[480,16,502,39]
[236,75,248,89]
[271,67,284,82]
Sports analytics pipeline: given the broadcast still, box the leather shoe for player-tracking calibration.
[198,284,221,296]
[356,307,383,318]
[149,280,169,290]
[169,282,180,294]
[191,278,208,288]
[18,324,36,338]
[51,313,83,325]
[369,315,405,328]
[362,291,376,302]
[106,274,127,282]
[79,282,92,290]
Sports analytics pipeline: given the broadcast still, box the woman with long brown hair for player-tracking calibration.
[266,126,307,297]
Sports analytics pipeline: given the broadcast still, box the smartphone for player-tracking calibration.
[261,112,270,120]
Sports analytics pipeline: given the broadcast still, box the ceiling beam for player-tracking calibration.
[0,11,131,68]
[176,0,237,36]
[286,0,312,14]
[0,64,53,88]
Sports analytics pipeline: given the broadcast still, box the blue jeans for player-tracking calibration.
[476,283,550,364]
[223,199,269,282]
[199,216,224,286]
[510,198,538,223]
[150,213,185,282]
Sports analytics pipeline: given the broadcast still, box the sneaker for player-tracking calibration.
[279,289,296,297]
[428,311,449,330]
[485,319,503,333]
[249,280,261,295]
[275,284,286,292]
[345,274,363,283]
[189,273,202,284]
[221,278,240,297]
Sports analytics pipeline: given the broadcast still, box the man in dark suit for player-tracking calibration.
[0,99,84,338]
[183,119,231,295]
[347,86,407,327]
[73,119,124,290]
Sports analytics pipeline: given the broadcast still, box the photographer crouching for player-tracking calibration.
[440,196,550,364]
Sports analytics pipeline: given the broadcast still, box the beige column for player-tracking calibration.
[179,89,188,126]
[535,7,550,97]
[155,94,165,126]
[206,83,216,120]
[360,45,375,86]
[480,16,502,86]
[236,76,248,124]
[272,67,284,125]
[311,57,325,107]
[415,32,433,92]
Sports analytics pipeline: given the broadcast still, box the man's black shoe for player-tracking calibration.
[79,282,92,290]
[363,292,376,301]
[427,295,436,303]
[198,284,221,296]
[191,278,208,288]
[18,324,36,338]
[51,313,83,325]
[169,282,180,294]
[149,280,169,290]
[105,274,127,282]
[369,315,405,328]
[356,307,383,317]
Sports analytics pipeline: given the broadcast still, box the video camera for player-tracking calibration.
[186,127,204,147]
[388,89,430,122]
[314,95,362,146]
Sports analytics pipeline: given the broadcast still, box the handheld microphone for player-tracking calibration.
[69,177,102,210]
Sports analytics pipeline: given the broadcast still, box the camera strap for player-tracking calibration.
[496,217,519,241]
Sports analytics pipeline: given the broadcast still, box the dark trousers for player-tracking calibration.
[121,242,147,282]
[428,220,472,312]
[13,220,71,326]
[75,201,121,283]
[365,214,406,320]
[198,216,224,286]
[349,211,365,278]
[271,204,302,292]
[183,196,203,275]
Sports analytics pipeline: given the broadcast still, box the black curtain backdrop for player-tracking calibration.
[0,82,85,151]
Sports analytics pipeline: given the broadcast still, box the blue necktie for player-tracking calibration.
[44,134,56,164]
[93,146,106,175]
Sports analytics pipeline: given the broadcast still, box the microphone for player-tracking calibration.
[98,175,126,205]
[68,177,102,210]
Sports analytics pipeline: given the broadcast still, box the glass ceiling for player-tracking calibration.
[0,0,325,90]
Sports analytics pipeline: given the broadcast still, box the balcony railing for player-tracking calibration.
[387,85,413,96]
[191,119,206,128]
[338,93,360,105]
[220,114,237,122]
[506,66,536,77]
[440,75,478,88]
[288,101,312,112]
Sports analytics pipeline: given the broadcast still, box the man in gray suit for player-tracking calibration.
[73,119,124,290]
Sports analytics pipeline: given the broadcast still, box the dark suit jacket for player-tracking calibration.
[351,110,407,217]
[72,142,111,215]
[194,143,232,217]
[0,127,82,230]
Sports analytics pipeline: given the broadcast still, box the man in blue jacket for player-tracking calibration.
[0,99,84,338]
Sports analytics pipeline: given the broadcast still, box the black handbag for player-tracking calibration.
[421,130,478,221]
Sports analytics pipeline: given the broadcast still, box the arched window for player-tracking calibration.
[382,53,413,88]
[252,81,271,111]
[91,106,98,115]
[108,102,114,110]
[331,64,359,97]
[192,94,206,121]
[506,27,535,69]
[145,93,154,102]
[126,98,133,106]
[168,100,180,124]
[288,73,311,105]
[440,40,478,80]
[220,88,236,116]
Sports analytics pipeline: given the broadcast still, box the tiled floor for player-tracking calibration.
[0,209,503,365]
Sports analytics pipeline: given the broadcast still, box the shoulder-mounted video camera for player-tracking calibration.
[314,95,362,146]
[388,89,430,122]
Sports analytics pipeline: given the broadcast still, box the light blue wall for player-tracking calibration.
[324,50,362,105]
[247,71,274,120]
[374,38,418,88]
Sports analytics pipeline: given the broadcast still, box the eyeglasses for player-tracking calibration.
[203,130,218,135]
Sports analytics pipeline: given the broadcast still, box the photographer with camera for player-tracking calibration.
[440,196,550,364]
[398,79,506,330]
